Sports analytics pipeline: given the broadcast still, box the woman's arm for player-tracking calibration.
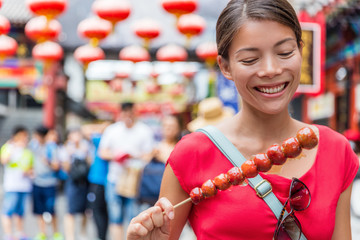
[160,164,192,240]
[332,182,353,240]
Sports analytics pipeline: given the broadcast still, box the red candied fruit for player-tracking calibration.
[296,127,318,149]
[201,179,217,198]
[281,137,302,158]
[213,173,232,191]
[241,160,258,178]
[190,187,204,205]
[227,167,245,185]
[251,153,273,172]
[266,144,287,165]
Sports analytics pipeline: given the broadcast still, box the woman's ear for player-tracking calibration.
[299,41,304,57]
[217,55,233,80]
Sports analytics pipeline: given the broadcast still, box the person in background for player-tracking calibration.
[137,114,196,240]
[99,102,155,240]
[126,0,359,239]
[46,128,67,183]
[1,126,34,240]
[154,115,183,164]
[138,114,183,207]
[186,97,234,133]
[62,128,91,240]
[29,125,63,240]
[81,121,112,240]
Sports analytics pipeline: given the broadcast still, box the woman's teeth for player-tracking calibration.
[257,84,285,94]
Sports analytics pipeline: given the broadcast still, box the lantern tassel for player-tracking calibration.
[90,38,100,48]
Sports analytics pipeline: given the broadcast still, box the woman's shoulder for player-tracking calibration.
[315,124,348,143]
[174,131,214,152]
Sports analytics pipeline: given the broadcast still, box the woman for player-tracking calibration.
[127,0,359,239]
[154,115,182,164]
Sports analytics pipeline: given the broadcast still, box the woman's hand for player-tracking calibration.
[127,197,174,240]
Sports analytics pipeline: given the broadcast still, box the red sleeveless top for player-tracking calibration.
[168,125,359,240]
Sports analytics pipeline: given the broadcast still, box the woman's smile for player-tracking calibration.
[255,82,288,95]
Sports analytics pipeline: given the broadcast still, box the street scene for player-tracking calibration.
[1,0,360,239]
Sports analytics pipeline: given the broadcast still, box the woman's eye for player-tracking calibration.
[241,58,257,64]
[279,51,294,57]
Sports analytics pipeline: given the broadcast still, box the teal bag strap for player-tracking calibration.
[197,126,307,240]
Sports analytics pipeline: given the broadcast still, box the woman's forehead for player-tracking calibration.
[230,20,296,50]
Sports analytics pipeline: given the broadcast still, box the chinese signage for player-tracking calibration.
[0,59,43,88]
[297,22,322,94]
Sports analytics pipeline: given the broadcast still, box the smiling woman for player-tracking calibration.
[126,1,359,240]
[218,20,303,115]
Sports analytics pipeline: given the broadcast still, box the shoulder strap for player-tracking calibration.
[197,126,307,240]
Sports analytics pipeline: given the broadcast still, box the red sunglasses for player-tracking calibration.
[273,178,311,240]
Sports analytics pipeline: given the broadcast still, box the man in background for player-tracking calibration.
[99,102,155,240]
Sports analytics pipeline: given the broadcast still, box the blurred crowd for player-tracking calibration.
[0,100,196,240]
[0,98,231,240]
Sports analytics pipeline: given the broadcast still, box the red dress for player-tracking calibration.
[168,125,359,240]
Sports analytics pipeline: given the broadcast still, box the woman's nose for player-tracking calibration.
[257,55,282,78]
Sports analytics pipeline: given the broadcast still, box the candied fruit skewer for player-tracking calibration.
[169,166,246,211]
[166,127,318,211]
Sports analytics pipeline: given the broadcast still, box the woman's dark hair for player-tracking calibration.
[216,0,302,60]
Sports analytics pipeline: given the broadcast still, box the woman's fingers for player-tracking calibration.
[127,198,174,240]
[127,221,149,239]
[139,211,155,232]
[156,197,175,220]
[150,207,164,228]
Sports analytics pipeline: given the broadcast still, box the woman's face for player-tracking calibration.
[219,20,303,115]
[162,116,180,141]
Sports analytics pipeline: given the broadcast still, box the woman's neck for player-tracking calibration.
[235,106,300,144]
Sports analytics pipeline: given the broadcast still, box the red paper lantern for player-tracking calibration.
[196,41,218,66]
[74,44,105,67]
[133,18,161,48]
[156,44,187,62]
[177,14,205,39]
[77,17,112,47]
[161,0,197,18]
[0,0,2,9]
[92,0,131,27]
[32,41,63,62]
[0,35,18,59]
[25,16,61,43]
[119,45,150,63]
[26,0,67,19]
[0,15,10,35]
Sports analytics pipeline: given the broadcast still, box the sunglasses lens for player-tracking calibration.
[276,215,301,240]
[289,179,310,211]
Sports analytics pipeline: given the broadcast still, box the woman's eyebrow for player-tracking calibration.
[235,47,258,55]
[274,37,296,47]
